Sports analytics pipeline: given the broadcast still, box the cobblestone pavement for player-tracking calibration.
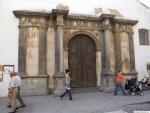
[0,91,150,113]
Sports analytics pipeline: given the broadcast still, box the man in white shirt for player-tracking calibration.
[8,72,25,113]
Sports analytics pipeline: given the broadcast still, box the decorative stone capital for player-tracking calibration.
[99,14,114,30]
[102,19,112,29]
[56,14,64,25]
[52,9,69,26]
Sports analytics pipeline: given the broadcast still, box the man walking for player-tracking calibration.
[114,70,127,96]
[60,69,72,100]
[8,72,25,113]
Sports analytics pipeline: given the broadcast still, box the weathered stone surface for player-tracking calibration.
[21,76,49,96]
[13,9,137,95]
[46,27,55,89]
[120,32,130,73]
[26,27,39,76]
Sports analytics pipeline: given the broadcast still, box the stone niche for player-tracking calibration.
[13,8,138,95]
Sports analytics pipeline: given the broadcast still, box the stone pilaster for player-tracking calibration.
[114,24,122,72]
[18,26,28,75]
[128,32,136,73]
[39,27,46,74]
[52,9,69,95]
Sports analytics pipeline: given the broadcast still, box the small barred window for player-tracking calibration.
[139,29,149,45]
[147,64,150,70]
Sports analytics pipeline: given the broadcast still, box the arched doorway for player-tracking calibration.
[68,34,97,88]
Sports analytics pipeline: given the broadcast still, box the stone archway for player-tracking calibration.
[68,34,97,88]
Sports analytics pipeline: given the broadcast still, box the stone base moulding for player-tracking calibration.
[53,72,65,96]
[20,75,49,96]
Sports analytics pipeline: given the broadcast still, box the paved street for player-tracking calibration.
[0,91,150,113]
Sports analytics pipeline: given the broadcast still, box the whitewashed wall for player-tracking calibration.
[0,74,11,97]
[0,0,150,96]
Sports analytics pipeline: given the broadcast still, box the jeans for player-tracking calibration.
[114,82,126,95]
[60,89,72,100]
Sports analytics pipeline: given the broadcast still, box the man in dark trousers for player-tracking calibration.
[114,70,127,96]
[60,69,72,100]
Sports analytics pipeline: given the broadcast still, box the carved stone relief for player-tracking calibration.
[19,17,47,27]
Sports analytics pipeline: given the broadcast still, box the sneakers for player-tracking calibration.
[7,105,11,108]
[9,108,17,113]
[14,105,26,112]
[60,96,63,100]
[8,111,16,113]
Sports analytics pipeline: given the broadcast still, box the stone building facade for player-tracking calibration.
[13,8,137,95]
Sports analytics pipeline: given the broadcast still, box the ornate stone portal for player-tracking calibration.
[13,8,138,95]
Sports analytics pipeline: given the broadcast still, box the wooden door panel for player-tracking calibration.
[68,35,96,88]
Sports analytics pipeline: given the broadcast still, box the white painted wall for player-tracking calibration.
[0,0,150,96]
[0,74,11,97]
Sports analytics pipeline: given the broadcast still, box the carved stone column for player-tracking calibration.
[100,17,115,91]
[46,17,56,91]
[52,9,69,95]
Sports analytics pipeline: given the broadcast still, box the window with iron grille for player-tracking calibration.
[139,29,149,45]
[147,64,150,70]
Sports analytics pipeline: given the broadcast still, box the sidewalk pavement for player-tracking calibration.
[0,91,150,113]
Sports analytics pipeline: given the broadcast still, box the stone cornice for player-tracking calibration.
[99,14,115,21]
[52,9,69,16]
[114,18,138,25]
[13,10,50,18]
[18,25,47,28]
[13,10,138,26]
[67,14,98,21]
[52,9,69,13]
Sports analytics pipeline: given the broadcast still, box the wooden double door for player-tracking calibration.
[68,35,97,88]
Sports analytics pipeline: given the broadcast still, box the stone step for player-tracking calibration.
[105,109,128,113]
[72,87,100,93]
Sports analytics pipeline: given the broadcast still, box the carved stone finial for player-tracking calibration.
[108,9,123,17]
[56,3,69,10]
[94,7,103,15]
